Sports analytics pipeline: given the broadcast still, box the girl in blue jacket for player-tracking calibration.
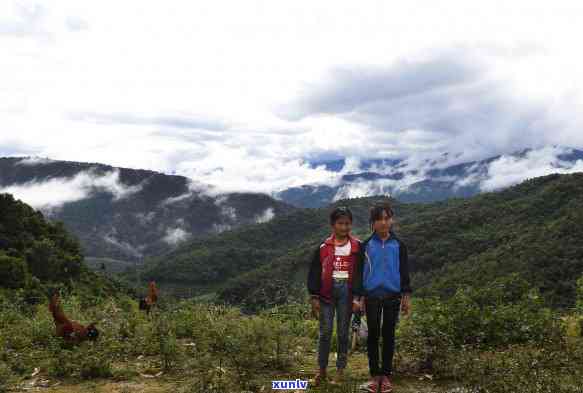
[353,202,412,393]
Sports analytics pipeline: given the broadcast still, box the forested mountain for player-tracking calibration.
[3,146,582,265]
[141,172,583,311]
[0,193,122,300]
[0,157,293,262]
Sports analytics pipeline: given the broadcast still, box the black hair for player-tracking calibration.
[369,202,394,231]
[329,206,353,225]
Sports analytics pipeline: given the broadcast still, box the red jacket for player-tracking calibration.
[307,233,361,304]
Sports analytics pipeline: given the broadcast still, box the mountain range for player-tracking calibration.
[277,146,583,207]
[1,145,582,266]
[0,157,292,262]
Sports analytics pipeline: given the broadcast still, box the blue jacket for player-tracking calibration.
[352,231,412,297]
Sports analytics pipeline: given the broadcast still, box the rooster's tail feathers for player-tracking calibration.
[49,293,69,324]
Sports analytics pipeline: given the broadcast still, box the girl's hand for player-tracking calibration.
[401,294,411,317]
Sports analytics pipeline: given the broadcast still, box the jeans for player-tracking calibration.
[318,280,351,370]
[365,295,401,377]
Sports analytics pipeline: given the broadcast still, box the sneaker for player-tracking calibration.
[360,376,380,393]
[380,375,393,393]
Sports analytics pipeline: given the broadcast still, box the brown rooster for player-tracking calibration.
[49,293,99,343]
[139,281,159,314]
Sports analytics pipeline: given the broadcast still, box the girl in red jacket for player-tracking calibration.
[307,206,363,385]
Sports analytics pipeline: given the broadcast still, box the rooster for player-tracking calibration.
[139,281,159,314]
[48,293,99,343]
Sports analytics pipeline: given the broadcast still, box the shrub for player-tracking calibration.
[0,255,28,289]
[398,274,562,374]
[80,350,113,379]
[155,316,181,372]
[448,341,583,393]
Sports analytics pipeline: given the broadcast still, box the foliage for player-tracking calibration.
[0,295,310,391]
[0,254,27,289]
[398,274,562,373]
[137,173,583,311]
[0,193,133,304]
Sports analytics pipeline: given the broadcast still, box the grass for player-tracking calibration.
[0,296,447,393]
[1,294,583,393]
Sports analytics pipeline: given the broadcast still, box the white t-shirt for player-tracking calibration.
[332,241,351,279]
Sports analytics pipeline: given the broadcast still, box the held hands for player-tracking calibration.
[352,297,365,314]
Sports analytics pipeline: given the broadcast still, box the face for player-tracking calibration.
[332,215,352,238]
[373,210,393,235]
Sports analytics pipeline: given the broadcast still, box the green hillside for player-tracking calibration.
[2,180,583,392]
[411,172,583,307]
[0,193,128,302]
[140,173,583,311]
[138,209,330,291]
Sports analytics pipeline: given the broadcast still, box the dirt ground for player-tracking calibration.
[16,351,446,393]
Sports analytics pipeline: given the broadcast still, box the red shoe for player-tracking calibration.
[361,376,380,392]
[380,375,393,393]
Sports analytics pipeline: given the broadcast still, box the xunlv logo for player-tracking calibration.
[272,379,309,390]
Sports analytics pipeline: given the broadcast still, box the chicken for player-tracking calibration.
[139,281,159,314]
[48,293,99,343]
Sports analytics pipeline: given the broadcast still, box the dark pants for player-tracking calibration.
[365,295,401,377]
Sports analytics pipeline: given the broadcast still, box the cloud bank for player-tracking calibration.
[3,1,583,196]
[0,168,143,209]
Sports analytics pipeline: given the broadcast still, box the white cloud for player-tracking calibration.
[0,1,50,39]
[212,223,232,234]
[254,207,275,224]
[15,156,53,165]
[64,16,87,32]
[0,168,143,209]
[135,211,155,225]
[214,195,237,221]
[480,147,583,191]
[103,230,144,258]
[453,163,484,189]
[333,173,425,201]
[3,1,583,195]
[159,178,214,206]
[162,227,190,245]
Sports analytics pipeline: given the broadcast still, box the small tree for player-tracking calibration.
[0,254,28,288]
[25,239,58,281]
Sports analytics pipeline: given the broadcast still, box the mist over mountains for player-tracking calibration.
[0,157,292,261]
[1,145,582,263]
[278,146,583,207]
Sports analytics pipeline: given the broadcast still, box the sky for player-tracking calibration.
[2,0,583,195]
